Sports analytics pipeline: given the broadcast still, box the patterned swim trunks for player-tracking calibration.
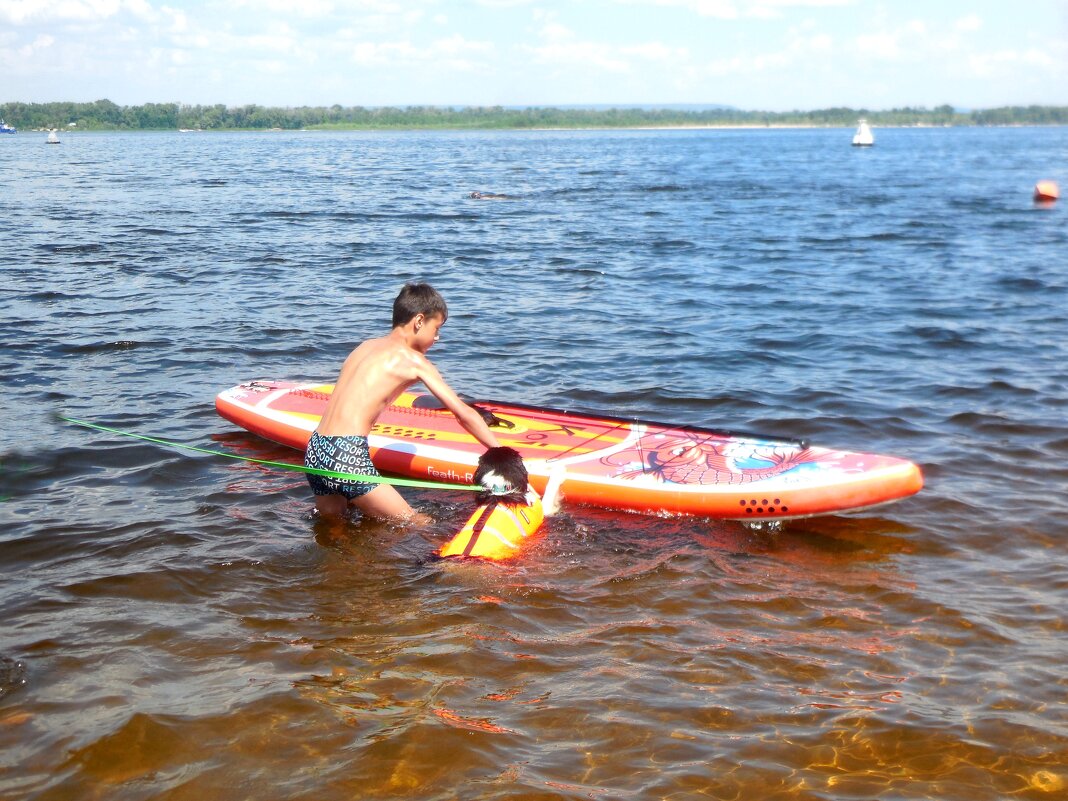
[304,432,380,499]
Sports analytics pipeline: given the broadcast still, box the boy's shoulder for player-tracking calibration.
[352,333,414,355]
[353,332,435,372]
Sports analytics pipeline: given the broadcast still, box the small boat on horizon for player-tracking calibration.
[0,119,16,134]
[852,119,874,147]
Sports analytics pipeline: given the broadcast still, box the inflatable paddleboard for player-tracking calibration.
[215,380,923,521]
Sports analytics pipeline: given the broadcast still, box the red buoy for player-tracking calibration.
[1034,180,1059,202]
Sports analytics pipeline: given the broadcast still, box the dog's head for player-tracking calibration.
[474,446,528,503]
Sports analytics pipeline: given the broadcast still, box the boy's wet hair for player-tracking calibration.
[474,447,528,506]
[392,283,448,327]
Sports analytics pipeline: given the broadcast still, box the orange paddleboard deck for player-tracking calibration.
[215,380,923,521]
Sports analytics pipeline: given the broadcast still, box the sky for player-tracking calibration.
[1,0,1066,111]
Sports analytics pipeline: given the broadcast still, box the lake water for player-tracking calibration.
[2,126,1067,800]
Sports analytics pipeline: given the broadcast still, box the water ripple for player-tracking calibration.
[2,127,1068,800]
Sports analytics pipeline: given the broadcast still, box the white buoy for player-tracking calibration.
[851,119,874,146]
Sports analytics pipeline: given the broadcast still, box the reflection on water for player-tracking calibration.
[3,127,1068,799]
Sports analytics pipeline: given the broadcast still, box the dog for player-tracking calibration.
[438,447,563,560]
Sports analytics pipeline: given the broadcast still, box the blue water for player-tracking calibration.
[2,127,1067,799]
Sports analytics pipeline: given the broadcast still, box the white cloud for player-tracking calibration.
[474,0,536,7]
[432,32,493,57]
[955,14,983,32]
[349,34,495,70]
[125,0,153,19]
[853,19,934,63]
[231,0,335,15]
[805,32,832,51]
[522,17,689,75]
[540,21,575,41]
[629,0,853,20]
[969,47,1055,77]
[242,25,300,56]
[229,0,414,15]
[624,41,689,61]
[753,0,852,5]
[250,58,289,74]
[0,0,127,24]
[696,18,833,80]
[648,0,738,19]
[162,6,187,33]
[855,31,900,60]
[524,36,687,75]
[17,32,54,57]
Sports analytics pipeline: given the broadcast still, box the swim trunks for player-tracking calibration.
[304,432,380,500]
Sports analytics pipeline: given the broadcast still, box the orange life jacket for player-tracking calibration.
[438,495,544,560]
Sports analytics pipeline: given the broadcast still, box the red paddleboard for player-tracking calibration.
[215,380,923,521]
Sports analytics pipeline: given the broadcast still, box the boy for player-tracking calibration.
[305,283,501,523]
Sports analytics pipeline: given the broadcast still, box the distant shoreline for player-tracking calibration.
[3,100,1066,132]
[32,122,1066,134]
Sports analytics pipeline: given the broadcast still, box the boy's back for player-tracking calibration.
[317,332,435,438]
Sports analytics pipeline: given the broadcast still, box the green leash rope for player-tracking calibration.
[60,417,481,492]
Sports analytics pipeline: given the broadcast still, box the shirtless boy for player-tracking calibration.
[304,283,501,522]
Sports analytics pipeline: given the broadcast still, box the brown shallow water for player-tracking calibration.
[2,128,1068,799]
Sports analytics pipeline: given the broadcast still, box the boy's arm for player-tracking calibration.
[416,359,501,450]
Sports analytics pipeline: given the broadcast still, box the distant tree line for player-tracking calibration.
[3,99,1068,131]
